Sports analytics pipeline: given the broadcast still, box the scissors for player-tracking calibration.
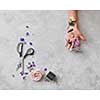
[17,42,35,74]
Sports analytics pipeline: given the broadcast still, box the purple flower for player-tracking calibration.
[29,42,32,45]
[44,68,47,71]
[75,39,80,47]
[30,65,33,67]
[23,76,26,80]
[27,64,33,69]
[24,72,28,75]
[32,61,36,67]
[26,32,30,36]
[32,64,36,67]
[32,61,35,64]
[20,38,25,42]
[20,71,24,76]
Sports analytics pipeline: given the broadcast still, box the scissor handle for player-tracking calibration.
[17,43,23,57]
[23,48,35,59]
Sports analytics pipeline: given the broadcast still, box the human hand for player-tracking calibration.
[65,26,86,51]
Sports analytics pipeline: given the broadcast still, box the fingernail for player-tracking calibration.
[70,48,73,51]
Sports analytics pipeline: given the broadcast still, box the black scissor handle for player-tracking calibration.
[23,48,35,59]
[17,43,24,57]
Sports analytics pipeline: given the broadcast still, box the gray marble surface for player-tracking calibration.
[0,10,100,90]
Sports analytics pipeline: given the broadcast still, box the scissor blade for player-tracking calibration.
[17,43,23,57]
[21,58,24,74]
[24,48,35,59]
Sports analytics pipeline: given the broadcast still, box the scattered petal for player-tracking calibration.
[32,64,36,67]
[32,61,35,64]
[20,38,25,41]
[23,76,26,80]
[20,71,24,76]
[44,68,47,71]
[29,42,33,45]
[24,72,28,75]
[26,32,30,36]
[26,26,29,28]
[32,61,36,67]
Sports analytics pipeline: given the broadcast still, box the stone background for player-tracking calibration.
[0,10,100,90]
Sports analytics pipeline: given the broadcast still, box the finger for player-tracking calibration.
[73,36,78,41]
[65,38,70,47]
[70,42,74,51]
[70,38,75,42]
[79,34,86,41]
[67,40,72,49]
[67,44,71,49]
